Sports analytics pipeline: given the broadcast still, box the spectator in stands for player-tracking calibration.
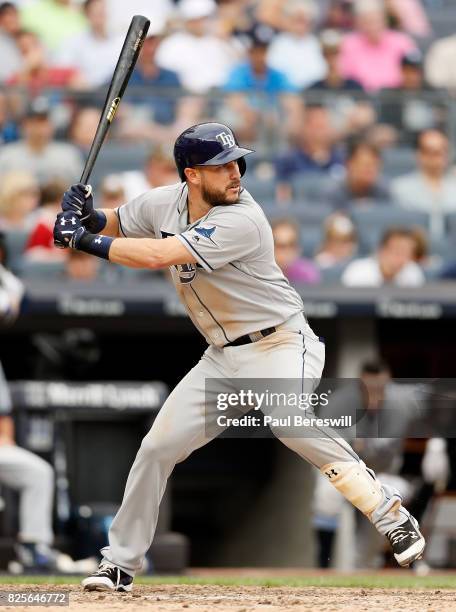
[272,218,320,283]
[119,146,179,201]
[121,27,203,144]
[391,130,456,240]
[380,51,441,145]
[0,98,83,184]
[64,249,100,281]
[55,0,124,89]
[25,180,66,262]
[315,213,358,269]
[156,0,240,93]
[69,106,101,153]
[320,0,354,30]
[339,0,416,92]
[266,0,326,90]
[20,0,87,54]
[425,30,456,91]
[8,30,84,93]
[99,175,126,210]
[0,171,39,231]
[342,227,425,286]
[308,29,363,91]
[0,92,19,144]
[107,0,174,36]
[323,140,390,210]
[385,0,431,38]
[0,2,22,83]
[275,104,344,202]
[129,29,181,124]
[222,24,300,142]
[224,25,296,97]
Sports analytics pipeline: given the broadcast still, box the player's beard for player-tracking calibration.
[201,180,240,207]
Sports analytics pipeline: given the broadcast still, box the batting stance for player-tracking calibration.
[53,123,425,592]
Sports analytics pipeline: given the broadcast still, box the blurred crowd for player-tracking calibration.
[0,0,456,288]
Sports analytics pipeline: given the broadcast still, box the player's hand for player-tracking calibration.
[53,211,86,249]
[61,183,94,221]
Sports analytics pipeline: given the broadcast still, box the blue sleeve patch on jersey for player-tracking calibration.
[194,226,216,239]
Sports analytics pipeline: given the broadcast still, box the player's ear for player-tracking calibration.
[184,167,200,186]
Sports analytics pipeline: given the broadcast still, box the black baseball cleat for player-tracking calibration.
[387,516,426,567]
[82,561,133,592]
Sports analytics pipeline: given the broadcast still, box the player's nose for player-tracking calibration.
[227,160,241,180]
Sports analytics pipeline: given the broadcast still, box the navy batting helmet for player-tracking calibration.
[174,122,254,182]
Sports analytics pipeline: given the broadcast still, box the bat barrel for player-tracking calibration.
[80,14,150,185]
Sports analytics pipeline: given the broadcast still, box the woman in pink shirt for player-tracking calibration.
[339,0,416,92]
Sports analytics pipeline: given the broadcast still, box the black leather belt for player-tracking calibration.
[224,326,277,348]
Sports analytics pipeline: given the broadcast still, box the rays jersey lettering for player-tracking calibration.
[161,230,197,284]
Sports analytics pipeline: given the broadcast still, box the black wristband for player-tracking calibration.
[76,232,114,260]
[85,209,107,233]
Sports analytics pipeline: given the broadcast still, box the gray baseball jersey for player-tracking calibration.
[116,183,304,347]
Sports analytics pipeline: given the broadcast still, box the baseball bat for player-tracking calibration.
[80,14,150,185]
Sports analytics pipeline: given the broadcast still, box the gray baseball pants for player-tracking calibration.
[101,313,410,575]
[0,444,54,545]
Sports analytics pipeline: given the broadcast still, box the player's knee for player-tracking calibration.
[138,434,177,464]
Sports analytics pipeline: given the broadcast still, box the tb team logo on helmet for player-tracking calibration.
[216,131,236,148]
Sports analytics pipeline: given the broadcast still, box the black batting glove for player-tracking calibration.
[61,183,94,220]
[53,211,86,249]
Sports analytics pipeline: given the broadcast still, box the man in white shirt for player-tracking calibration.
[55,0,124,89]
[342,227,425,287]
[267,0,326,89]
[106,0,174,36]
[391,130,456,241]
[155,0,240,93]
[0,99,83,184]
[119,146,179,201]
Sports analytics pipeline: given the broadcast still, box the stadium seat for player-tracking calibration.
[242,176,275,201]
[3,231,30,275]
[319,262,351,284]
[291,172,329,202]
[20,260,65,279]
[382,148,416,178]
[89,142,151,188]
[300,225,324,258]
[350,206,429,254]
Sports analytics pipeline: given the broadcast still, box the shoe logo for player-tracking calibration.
[409,532,418,539]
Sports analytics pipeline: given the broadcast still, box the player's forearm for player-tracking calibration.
[109,238,164,269]
[108,236,196,269]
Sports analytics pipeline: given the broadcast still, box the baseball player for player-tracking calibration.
[52,123,425,592]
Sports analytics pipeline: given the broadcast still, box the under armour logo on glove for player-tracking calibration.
[54,211,84,249]
[94,236,102,244]
[60,216,77,226]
